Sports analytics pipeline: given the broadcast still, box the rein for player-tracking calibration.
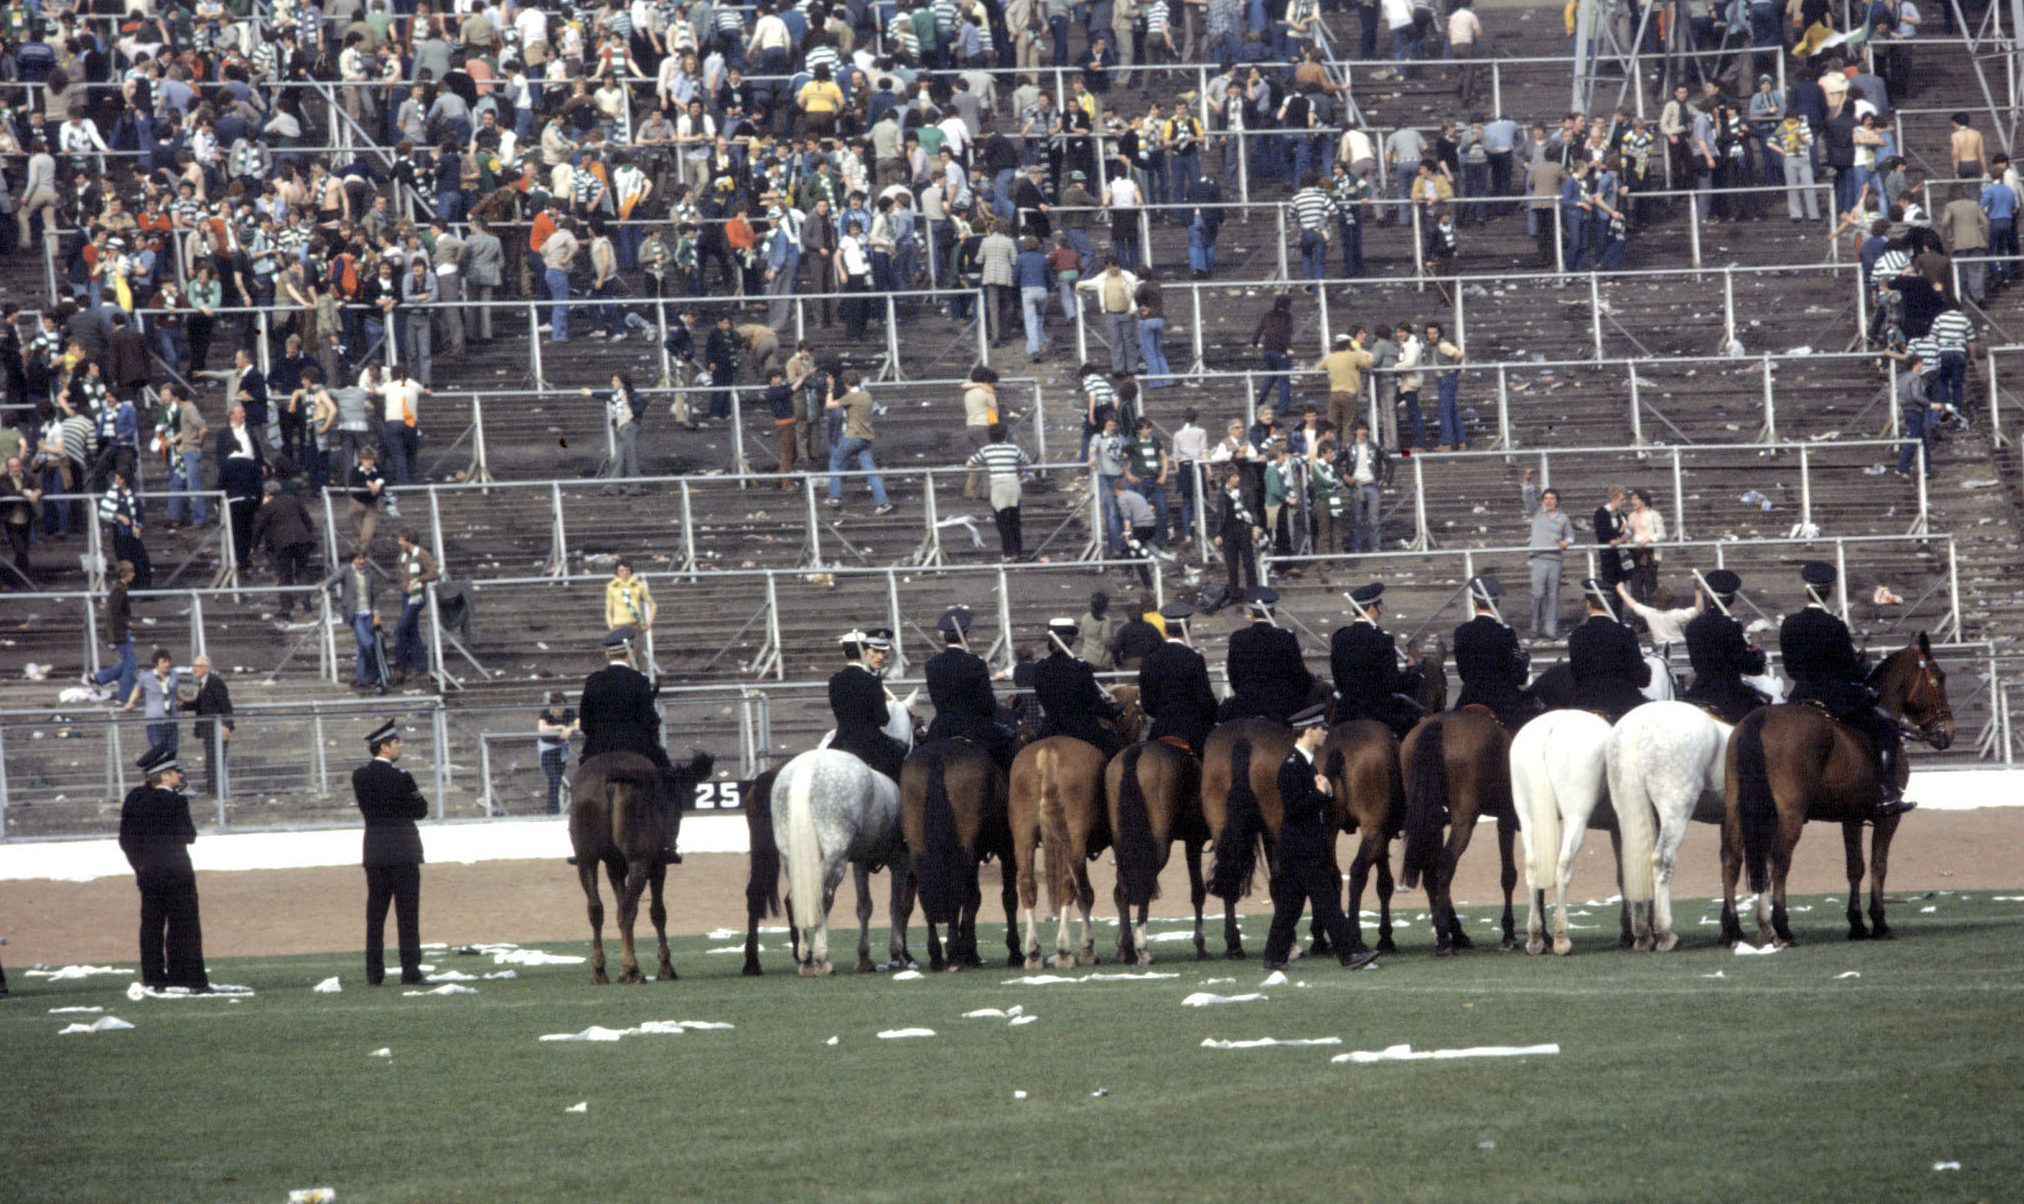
[1888,653,1952,741]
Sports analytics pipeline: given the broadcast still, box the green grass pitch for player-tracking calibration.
[8,893,2023,1202]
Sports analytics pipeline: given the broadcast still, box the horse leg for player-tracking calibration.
[1862,821,1894,942]
[1718,812,1748,948]
[1135,899,1153,967]
[1496,813,1520,952]
[1185,839,1210,960]
[580,862,608,986]
[1605,829,1634,953]
[648,860,675,981]
[1526,884,1548,957]
[1017,840,1044,970]
[1113,879,1135,964]
[803,865,842,976]
[854,862,877,973]
[1650,801,1691,953]
[1222,896,1245,960]
[1842,822,1870,940]
[742,884,766,978]
[1074,863,1099,967]
[888,860,917,971]
[1765,814,1803,948]
[616,862,650,984]
[1348,837,1379,955]
[959,866,985,968]
[1374,851,1398,954]
[1000,861,1023,968]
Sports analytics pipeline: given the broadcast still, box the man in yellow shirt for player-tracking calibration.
[603,558,656,636]
[1314,328,1374,438]
[797,63,845,139]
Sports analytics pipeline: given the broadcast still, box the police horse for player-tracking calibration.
[568,750,717,984]
[1103,739,1209,963]
[1721,636,1953,948]
[1510,709,1657,956]
[898,739,1020,971]
[771,690,923,976]
[1400,706,1521,956]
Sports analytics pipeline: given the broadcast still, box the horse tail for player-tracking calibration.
[1401,719,1447,893]
[783,757,825,929]
[745,767,782,919]
[916,746,967,926]
[1733,711,1778,895]
[1113,744,1162,909]
[1209,739,1262,901]
[1515,723,1561,898]
[1038,745,1077,917]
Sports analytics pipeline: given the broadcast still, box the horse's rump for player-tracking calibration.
[745,765,784,919]
[1110,744,1162,908]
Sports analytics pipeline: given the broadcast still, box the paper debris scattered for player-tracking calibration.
[1008,1015,1039,1027]
[1200,977,1236,985]
[369,1048,392,1058]
[286,1188,336,1203]
[1260,970,1289,987]
[478,946,586,966]
[541,1026,628,1042]
[1013,1090,1029,1100]
[482,970,519,980]
[1919,906,1937,914]
[1181,992,1268,1007]
[1932,1161,1962,1171]
[27,964,125,980]
[891,970,925,981]
[826,1036,839,1046]
[565,1102,589,1114]
[877,1028,937,1039]
[1331,1042,1560,1064]
[1701,971,1726,979]
[127,981,255,1000]
[964,1005,1026,1018]
[1836,971,1862,980]
[313,976,343,993]
[1733,943,1781,956]
[59,1015,135,1034]
[1201,1037,1343,1049]
[1085,971,1179,981]
[48,1006,103,1014]
[428,969,479,982]
[1090,1089,1110,1098]
[404,983,478,996]
[1002,975,1083,985]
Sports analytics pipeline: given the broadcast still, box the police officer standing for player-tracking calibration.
[1261,703,1382,972]
[1137,602,1219,755]
[924,607,1016,772]
[1330,582,1424,739]
[353,719,433,987]
[830,627,909,784]
[120,745,212,992]
[1681,569,1769,723]
[1217,588,1319,724]
[1565,579,1651,722]
[1780,562,1912,816]
[1035,617,1126,756]
[1452,575,1539,730]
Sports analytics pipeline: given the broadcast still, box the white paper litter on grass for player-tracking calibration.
[706,927,743,940]
[1201,1037,1343,1049]
[127,981,255,1000]
[1932,1161,1962,1171]
[1260,970,1289,987]
[28,964,125,980]
[1181,992,1268,1007]
[313,976,342,993]
[482,947,585,966]
[877,1028,937,1039]
[542,1026,629,1042]
[891,970,925,981]
[47,1006,103,1014]
[58,1016,135,1034]
[369,1048,392,1057]
[1200,977,1236,985]
[1008,1015,1039,1026]
[404,983,478,996]
[705,945,750,954]
[825,1036,839,1046]
[1992,896,2024,901]
[1085,971,1179,981]
[1919,906,1937,914]
[565,1102,588,1113]
[1733,943,1781,956]
[428,969,479,982]
[1002,974,1083,985]
[1012,1090,1029,1100]
[1701,971,1727,979]
[483,970,518,980]
[963,1006,1026,1019]
[539,1019,732,1042]
[1332,1042,1560,1064]
[1836,971,1862,979]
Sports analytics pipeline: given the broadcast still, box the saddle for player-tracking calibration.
[1155,734,1194,754]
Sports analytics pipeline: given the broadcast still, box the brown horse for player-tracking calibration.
[1103,741,1209,963]
[898,739,1018,971]
[1399,708,1519,956]
[1721,635,1954,947]
[740,765,785,976]
[1198,717,1297,959]
[1008,736,1112,968]
[1321,720,1407,953]
[569,750,716,984]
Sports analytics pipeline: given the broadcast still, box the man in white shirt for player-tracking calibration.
[1342,419,1385,552]
[1170,408,1209,543]
[1447,0,1484,104]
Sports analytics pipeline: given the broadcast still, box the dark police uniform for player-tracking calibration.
[1566,612,1651,722]
[353,741,429,985]
[1034,647,1124,757]
[924,645,1016,771]
[578,658,671,770]
[1138,637,1219,755]
[830,661,908,783]
[119,768,210,990]
[1219,620,1317,724]
[1330,619,1423,738]
[1110,615,1165,668]
[1781,602,1902,766]
[1453,612,1538,729]
[1682,607,1769,723]
[1260,742,1365,967]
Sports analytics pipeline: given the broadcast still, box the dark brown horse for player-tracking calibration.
[741,765,785,976]
[1103,741,1209,963]
[1198,717,1297,959]
[1399,708,1519,956]
[1721,635,1954,947]
[569,750,716,984]
[1321,720,1407,953]
[898,740,1018,971]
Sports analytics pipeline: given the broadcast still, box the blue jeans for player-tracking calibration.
[1299,228,1327,280]
[1049,14,1071,62]
[545,267,571,341]
[1936,351,1967,411]
[1098,472,1123,551]
[1134,479,1170,542]
[1139,317,1171,386]
[827,438,890,506]
[1352,482,1382,552]
[145,721,179,765]
[1022,286,1049,355]
[1176,462,1201,539]
[167,450,208,525]
[393,597,426,674]
[353,612,377,685]
[1189,219,1217,273]
[1898,404,1930,474]
[1400,389,1427,449]
[94,637,137,699]
[1436,375,1465,446]
[1258,349,1292,410]
[1338,217,1363,276]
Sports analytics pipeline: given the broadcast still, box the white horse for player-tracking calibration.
[1509,710,1657,956]
[1606,701,1733,952]
[773,690,920,976]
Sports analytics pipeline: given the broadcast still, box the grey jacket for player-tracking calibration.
[323,560,382,617]
[463,230,504,287]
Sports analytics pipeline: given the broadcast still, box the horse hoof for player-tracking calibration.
[1011,954,1029,969]
[929,957,947,972]
[855,958,877,974]
[1450,933,1474,951]
[590,970,609,986]
[1632,935,1654,953]
[1433,944,1458,959]
[619,969,646,985]
[1525,938,1545,956]
[1654,933,1680,954]
[1224,947,1247,961]
[1500,937,1521,953]
[1113,949,1135,965]
[1308,939,1332,959]
[1024,954,1044,970]
[1376,938,1398,955]
[944,962,964,974]
[1553,939,1574,957]
[741,963,764,977]
[1076,950,1098,967]
[797,962,820,977]
[1137,951,1153,967]
[1872,926,1895,941]
[1194,942,1209,960]
[656,966,677,981]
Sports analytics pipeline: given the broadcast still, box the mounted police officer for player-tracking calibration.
[1217,587,1319,724]
[353,719,433,987]
[1452,575,1540,730]
[1330,582,1425,739]
[924,606,1017,772]
[830,627,909,785]
[120,745,212,992]
[1565,579,1651,722]
[1261,703,1382,973]
[1137,602,1219,755]
[577,628,683,860]
[1035,617,1126,756]
[1682,569,1770,724]
[1780,562,1912,816]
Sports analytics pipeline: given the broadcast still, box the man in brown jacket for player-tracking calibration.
[1938,183,1992,305]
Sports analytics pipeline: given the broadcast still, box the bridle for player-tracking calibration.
[1890,652,1952,744]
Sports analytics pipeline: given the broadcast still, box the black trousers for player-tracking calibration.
[364,863,422,983]
[274,541,314,610]
[137,872,208,988]
[1224,532,1257,594]
[1261,856,1359,965]
[228,497,259,573]
[993,505,1023,559]
[111,527,153,589]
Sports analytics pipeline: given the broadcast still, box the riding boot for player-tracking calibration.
[1873,742,1916,818]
